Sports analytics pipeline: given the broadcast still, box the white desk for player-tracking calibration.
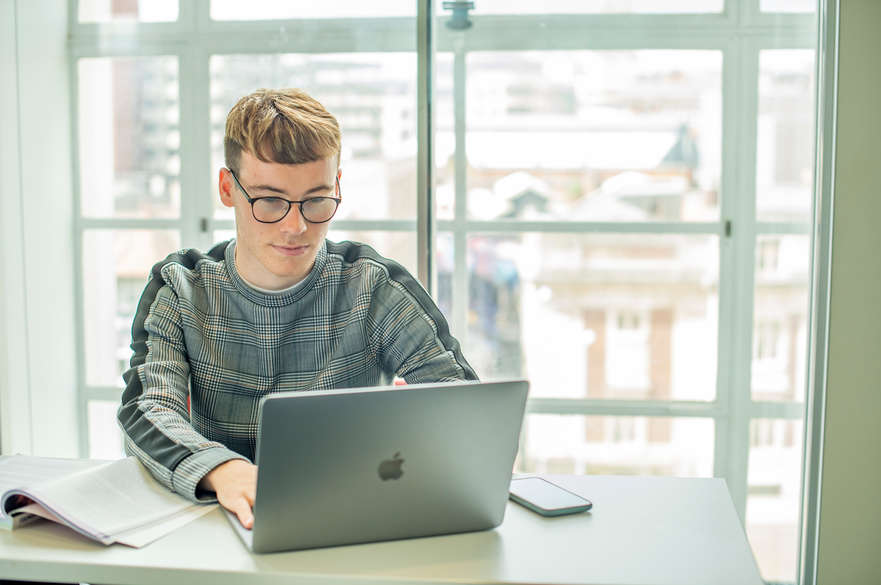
[0,475,762,585]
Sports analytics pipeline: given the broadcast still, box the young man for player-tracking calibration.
[118,88,477,529]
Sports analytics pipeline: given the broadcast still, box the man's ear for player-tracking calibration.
[336,167,342,200]
[219,168,235,208]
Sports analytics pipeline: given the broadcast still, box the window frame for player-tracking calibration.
[67,2,822,577]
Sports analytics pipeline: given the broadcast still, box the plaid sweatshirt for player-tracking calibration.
[118,239,477,502]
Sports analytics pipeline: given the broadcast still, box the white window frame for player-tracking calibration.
[66,0,819,542]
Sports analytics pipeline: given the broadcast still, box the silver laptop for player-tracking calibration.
[224,379,528,553]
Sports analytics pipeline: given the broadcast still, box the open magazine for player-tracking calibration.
[0,455,216,548]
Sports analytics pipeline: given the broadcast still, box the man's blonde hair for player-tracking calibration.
[224,88,341,173]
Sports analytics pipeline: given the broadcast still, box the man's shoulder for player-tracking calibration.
[321,239,437,314]
[151,241,230,288]
[324,239,413,285]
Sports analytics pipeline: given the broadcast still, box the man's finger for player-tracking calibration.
[232,499,254,530]
[238,509,254,530]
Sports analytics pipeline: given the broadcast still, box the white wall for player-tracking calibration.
[0,0,29,454]
[0,0,77,456]
[815,0,881,582]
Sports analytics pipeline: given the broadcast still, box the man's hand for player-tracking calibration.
[198,459,257,530]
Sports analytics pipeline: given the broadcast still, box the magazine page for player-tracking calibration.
[1,456,214,546]
[113,504,216,548]
[0,455,106,515]
[21,457,197,539]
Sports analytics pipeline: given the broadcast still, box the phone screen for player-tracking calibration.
[509,477,592,512]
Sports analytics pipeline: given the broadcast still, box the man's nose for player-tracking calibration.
[279,204,308,235]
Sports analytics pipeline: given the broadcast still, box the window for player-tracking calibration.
[69,2,818,582]
[755,321,782,361]
[78,0,178,22]
[757,238,780,274]
[606,309,651,393]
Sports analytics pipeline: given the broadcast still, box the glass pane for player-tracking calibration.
[435,53,456,221]
[213,230,235,243]
[756,50,816,223]
[210,54,416,222]
[470,0,723,14]
[435,232,456,332]
[752,235,810,402]
[83,230,181,387]
[88,401,125,460]
[761,0,817,13]
[461,51,721,222]
[79,0,178,22]
[78,57,180,219]
[211,0,414,19]
[326,231,418,279]
[747,418,804,583]
[459,234,718,398]
[517,415,714,476]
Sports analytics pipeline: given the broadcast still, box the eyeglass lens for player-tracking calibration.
[253,197,338,223]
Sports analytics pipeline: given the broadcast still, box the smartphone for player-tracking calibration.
[508,477,593,517]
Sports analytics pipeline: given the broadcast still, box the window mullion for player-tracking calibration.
[178,0,202,30]
[717,39,761,524]
[451,39,468,343]
[527,398,723,418]
[416,0,435,292]
[69,48,90,458]
[178,0,207,247]
[179,44,213,249]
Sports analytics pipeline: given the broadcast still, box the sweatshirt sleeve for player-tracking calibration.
[117,272,246,502]
[367,266,479,384]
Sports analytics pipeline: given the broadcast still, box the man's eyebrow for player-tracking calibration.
[248,183,334,197]
[300,184,335,196]
[248,183,288,195]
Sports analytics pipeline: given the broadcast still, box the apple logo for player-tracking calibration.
[378,452,405,481]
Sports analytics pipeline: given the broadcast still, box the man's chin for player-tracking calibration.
[266,254,316,283]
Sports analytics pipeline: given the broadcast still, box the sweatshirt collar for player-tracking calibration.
[223,239,327,307]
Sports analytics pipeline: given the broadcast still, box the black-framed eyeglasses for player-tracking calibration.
[227,168,341,224]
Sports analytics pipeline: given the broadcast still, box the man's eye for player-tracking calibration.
[255,197,289,210]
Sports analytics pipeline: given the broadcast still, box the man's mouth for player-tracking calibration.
[271,244,309,256]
